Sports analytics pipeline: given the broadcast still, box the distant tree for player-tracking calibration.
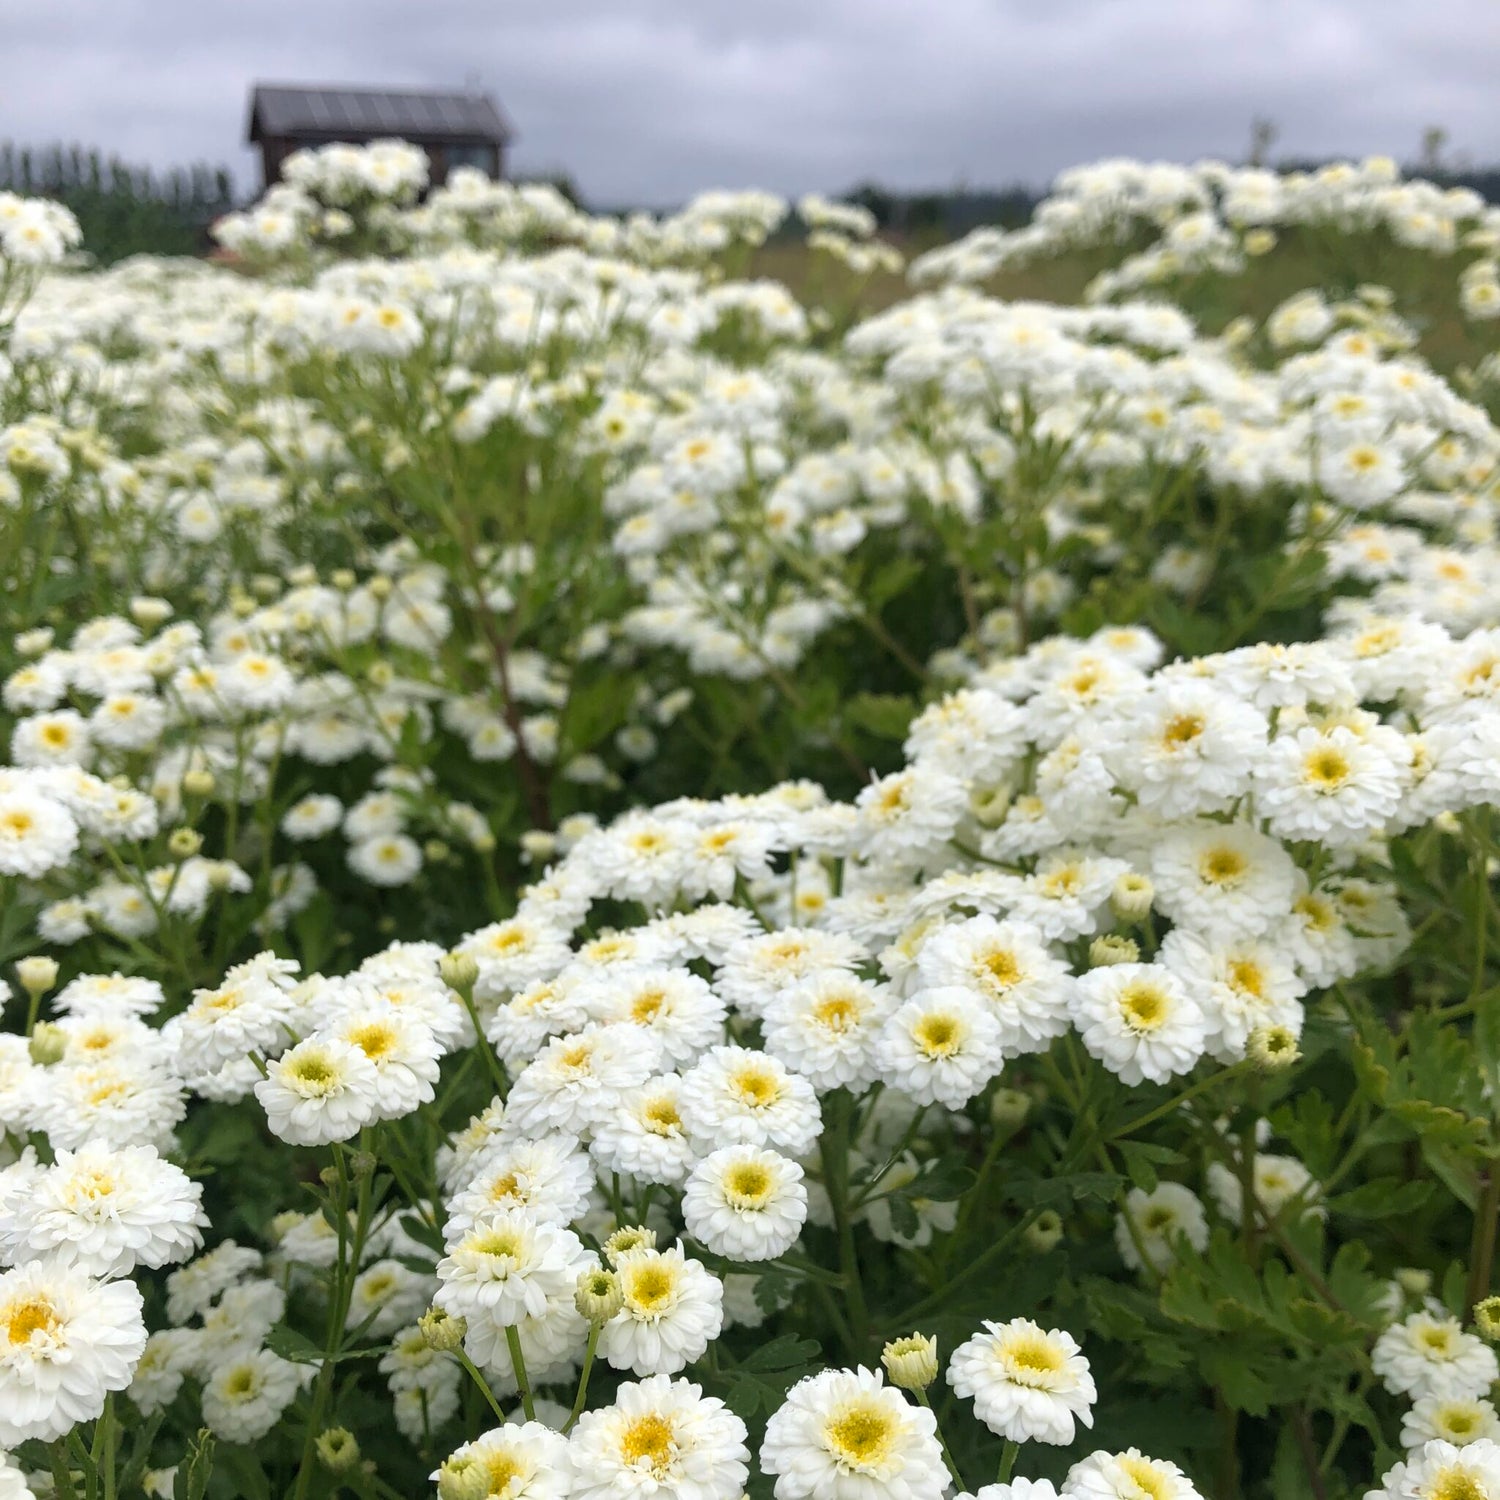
[1248,116,1279,168]
[0,139,236,264]
[1420,126,1449,176]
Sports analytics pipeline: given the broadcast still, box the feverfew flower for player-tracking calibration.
[1365,1439,1500,1500]
[1372,1312,1500,1401]
[1073,964,1207,1086]
[682,1146,808,1262]
[0,1261,147,1444]
[1064,1448,1205,1499]
[570,1375,750,1500]
[874,989,1006,1108]
[1254,725,1405,849]
[600,1245,724,1376]
[947,1318,1096,1445]
[677,1046,822,1156]
[1113,1183,1210,1276]
[760,1365,947,1500]
[435,1421,572,1500]
[0,1142,207,1278]
[762,973,893,1093]
[253,1037,380,1146]
[201,1348,303,1443]
[1401,1393,1500,1450]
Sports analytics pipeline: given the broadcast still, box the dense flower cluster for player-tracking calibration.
[1,145,1500,1498]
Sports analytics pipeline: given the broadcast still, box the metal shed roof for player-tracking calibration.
[248,84,513,144]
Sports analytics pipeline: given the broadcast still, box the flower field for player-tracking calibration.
[3,142,1500,1500]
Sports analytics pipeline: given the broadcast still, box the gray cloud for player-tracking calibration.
[1,0,1497,206]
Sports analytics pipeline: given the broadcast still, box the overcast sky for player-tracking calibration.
[3,0,1497,206]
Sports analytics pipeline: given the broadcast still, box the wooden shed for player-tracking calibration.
[247,83,513,190]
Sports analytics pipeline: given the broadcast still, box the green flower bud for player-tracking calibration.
[881,1333,938,1391]
[439,952,480,994]
[1024,1208,1065,1254]
[315,1428,359,1473]
[419,1305,468,1353]
[575,1267,624,1324]
[1089,934,1140,968]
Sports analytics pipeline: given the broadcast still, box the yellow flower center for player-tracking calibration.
[730,1067,781,1108]
[1199,847,1248,885]
[483,1451,526,1496]
[1302,746,1351,789]
[823,1402,896,1468]
[5,1295,60,1347]
[723,1162,774,1209]
[625,1263,677,1313]
[1421,1326,1457,1357]
[630,989,667,1023]
[473,1228,525,1261]
[979,946,1021,988]
[1002,1332,1065,1378]
[486,1172,521,1203]
[348,1021,397,1060]
[1143,1206,1177,1233]
[813,990,861,1031]
[642,1098,682,1135]
[619,1413,676,1474]
[1118,1456,1171,1498]
[1430,1471,1486,1500]
[1160,713,1205,747]
[224,1366,260,1397]
[1,810,35,836]
[913,1013,962,1057]
[1119,982,1169,1032]
[288,1053,335,1088]
[1226,959,1267,999]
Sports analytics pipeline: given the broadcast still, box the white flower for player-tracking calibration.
[348,832,424,886]
[201,1348,304,1443]
[445,1135,597,1235]
[874,989,1006,1108]
[600,1245,724,1376]
[0,1261,147,1444]
[914,916,1074,1056]
[760,1365,947,1500]
[946,1317,1096,1445]
[0,787,77,877]
[506,1023,664,1138]
[1254,725,1405,848]
[1073,963,1207,1086]
[1206,1152,1322,1228]
[1114,1182,1210,1275]
[1064,1448,1205,1499]
[762,973,893,1094]
[254,1037,381,1146]
[570,1374,750,1500]
[1402,1393,1500,1450]
[677,1046,822,1156]
[1366,1439,1500,1500]
[682,1146,807,1262]
[436,1421,572,1500]
[1372,1312,1500,1401]
[0,1142,207,1278]
[326,1006,443,1121]
[591,1075,697,1186]
[1148,823,1297,941]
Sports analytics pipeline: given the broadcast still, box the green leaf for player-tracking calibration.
[738,1334,821,1373]
[843,692,916,742]
[1200,1347,1275,1415]
[263,1322,324,1365]
[174,1429,215,1500]
[1326,1178,1434,1220]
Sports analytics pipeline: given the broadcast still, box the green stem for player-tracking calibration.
[562,1324,601,1434]
[1467,1164,1500,1317]
[820,1092,870,1357]
[997,1438,1021,1484]
[506,1324,537,1422]
[457,1347,508,1425]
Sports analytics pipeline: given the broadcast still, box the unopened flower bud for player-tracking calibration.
[29,1022,67,1065]
[1111,872,1154,923]
[367,574,393,600]
[969,785,1013,828]
[315,1428,360,1473]
[1395,1267,1433,1298]
[439,952,479,994]
[331,568,357,591]
[424,839,450,863]
[182,769,216,798]
[1090,934,1140,968]
[419,1305,468,1352]
[1247,1025,1301,1071]
[1024,1209,1064,1254]
[436,1455,488,1500]
[1474,1295,1500,1341]
[603,1225,657,1266]
[129,596,173,628]
[1244,228,1277,256]
[167,828,203,860]
[575,1267,624,1324]
[15,956,59,999]
[989,1087,1031,1134]
[881,1333,938,1391]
